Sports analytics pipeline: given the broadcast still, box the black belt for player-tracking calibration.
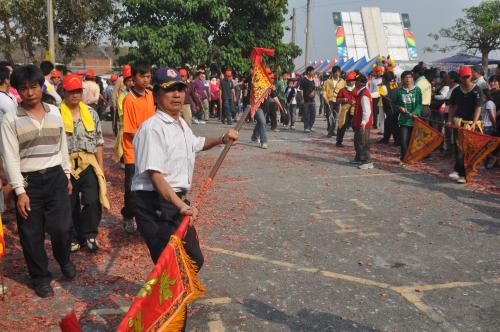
[22,165,62,176]
[176,190,187,200]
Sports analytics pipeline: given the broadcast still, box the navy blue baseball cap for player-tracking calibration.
[154,67,187,90]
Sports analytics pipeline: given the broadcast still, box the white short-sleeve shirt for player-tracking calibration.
[131,110,206,192]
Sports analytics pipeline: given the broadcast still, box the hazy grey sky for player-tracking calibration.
[284,0,499,67]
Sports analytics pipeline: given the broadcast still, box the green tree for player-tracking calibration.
[117,0,229,67]
[212,0,301,75]
[0,0,114,64]
[425,0,500,70]
[117,0,301,74]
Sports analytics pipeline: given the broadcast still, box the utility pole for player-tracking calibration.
[305,0,311,68]
[47,0,55,63]
[291,8,297,45]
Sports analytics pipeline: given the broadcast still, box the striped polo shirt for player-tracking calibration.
[0,102,71,195]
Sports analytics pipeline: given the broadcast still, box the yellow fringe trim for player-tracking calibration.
[156,235,206,332]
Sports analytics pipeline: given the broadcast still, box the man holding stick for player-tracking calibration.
[131,67,239,265]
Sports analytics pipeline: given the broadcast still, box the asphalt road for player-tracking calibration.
[184,115,500,332]
[0,114,498,332]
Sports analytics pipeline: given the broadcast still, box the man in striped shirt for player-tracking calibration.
[0,65,75,298]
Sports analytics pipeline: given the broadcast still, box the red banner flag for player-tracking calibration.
[117,217,205,332]
[0,214,5,260]
[250,48,275,118]
[458,128,500,183]
[403,116,444,163]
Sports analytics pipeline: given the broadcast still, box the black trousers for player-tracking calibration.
[452,127,466,176]
[353,128,371,163]
[16,166,71,285]
[70,167,101,242]
[400,125,413,161]
[372,98,380,129]
[268,104,277,130]
[134,190,204,268]
[121,164,135,219]
[336,113,352,144]
[326,101,339,135]
[383,111,400,144]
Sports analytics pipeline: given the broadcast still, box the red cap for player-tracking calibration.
[85,70,95,78]
[62,74,83,91]
[346,71,357,81]
[110,74,118,82]
[51,70,61,78]
[459,66,472,77]
[225,70,232,78]
[122,65,132,79]
[76,69,83,75]
[179,68,188,76]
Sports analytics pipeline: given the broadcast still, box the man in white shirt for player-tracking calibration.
[369,66,383,129]
[132,67,239,263]
[353,74,374,169]
[82,70,100,108]
[0,65,75,298]
[0,65,17,213]
[472,65,489,90]
[131,67,239,330]
[40,61,62,106]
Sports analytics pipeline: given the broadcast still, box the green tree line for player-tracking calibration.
[1,0,301,74]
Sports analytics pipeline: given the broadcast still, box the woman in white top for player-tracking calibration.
[481,89,496,135]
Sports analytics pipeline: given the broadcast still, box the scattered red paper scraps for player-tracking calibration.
[0,133,255,331]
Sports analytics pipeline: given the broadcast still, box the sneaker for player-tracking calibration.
[304,129,311,133]
[358,162,374,170]
[70,241,80,253]
[448,171,460,180]
[198,120,206,124]
[456,177,466,184]
[290,125,295,130]
[260,143,268,149]
[310,128,315,132]
[123,218,136,234]
[272,128,280,132]
[193,118,200,124]
[399,162,407,168]
[33,282,54,298]
[336,142,344,147]
[60,262,76,279]
[326,133,333,138]
[86,238,100,252]
[349,159,362,164]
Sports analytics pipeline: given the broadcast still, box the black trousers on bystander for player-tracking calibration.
[16,166,72,286]
[70,167,101,242]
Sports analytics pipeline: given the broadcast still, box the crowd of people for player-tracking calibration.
[0,56,498,330]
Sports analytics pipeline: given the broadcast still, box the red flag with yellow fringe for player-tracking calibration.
[0,214,5,260]
[457,128,500,183]
[250,48,275,118]
[116,218,205,332]
[403,116,444,163]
